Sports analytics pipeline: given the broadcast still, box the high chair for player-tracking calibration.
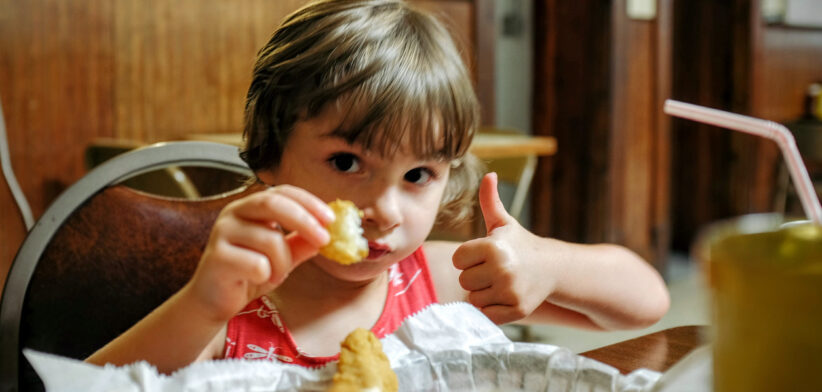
[0,141,259,391]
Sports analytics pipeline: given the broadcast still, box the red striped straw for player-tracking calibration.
[664,99,822,224]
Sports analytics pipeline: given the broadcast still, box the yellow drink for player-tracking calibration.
[699,215,822,391]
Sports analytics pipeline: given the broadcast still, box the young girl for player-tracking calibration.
[87,0,669,373]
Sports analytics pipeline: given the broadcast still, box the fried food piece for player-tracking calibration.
[329,328,398,392]
[320,199,368,265]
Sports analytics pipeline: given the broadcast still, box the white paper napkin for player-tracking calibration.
[25,302,663,391]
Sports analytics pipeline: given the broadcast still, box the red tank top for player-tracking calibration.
[223,247,438,367]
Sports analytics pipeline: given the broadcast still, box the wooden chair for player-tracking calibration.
[0,141,259,391]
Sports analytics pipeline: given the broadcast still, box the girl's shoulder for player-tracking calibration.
[422,240,459,261]
[422,241,467,303]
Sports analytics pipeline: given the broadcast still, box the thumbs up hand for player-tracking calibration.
[452,172,557,324]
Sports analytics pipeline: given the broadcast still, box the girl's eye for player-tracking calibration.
[328,153,361,173]
[404,167,435,185]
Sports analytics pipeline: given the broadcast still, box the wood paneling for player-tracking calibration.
[609,0,672,267]
[0,0,300,294]
[747,13,822,213]
[654,0,674,266]
[531,0,613,243]
[0,0,488,294]
[670,0,822,250]
[111,1,302,142]
[0,0,118,292]
[414,0,494,125]
[531,0,671,268]
[669,0,738,250]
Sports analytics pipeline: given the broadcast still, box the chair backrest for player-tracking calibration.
[0,141,259,391]
[85,138,202,199]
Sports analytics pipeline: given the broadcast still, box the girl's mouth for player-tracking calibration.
[366,242,391,260]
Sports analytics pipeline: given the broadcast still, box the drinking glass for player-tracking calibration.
[694,213,822,391]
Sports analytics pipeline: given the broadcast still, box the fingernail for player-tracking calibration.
[321,206,336,223]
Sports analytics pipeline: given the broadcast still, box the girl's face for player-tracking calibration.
[258,104,451,282]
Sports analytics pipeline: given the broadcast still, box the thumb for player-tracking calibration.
[479,172,513,234]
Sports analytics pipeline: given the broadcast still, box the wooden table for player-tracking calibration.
[580,325,708,374]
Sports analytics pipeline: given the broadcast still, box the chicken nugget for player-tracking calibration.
[320,199,368,265]
[329,328,398,392]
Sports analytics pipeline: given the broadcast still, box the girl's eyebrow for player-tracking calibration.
[317,129,349,142]
[317,129,365,149]
[319,125,355,138]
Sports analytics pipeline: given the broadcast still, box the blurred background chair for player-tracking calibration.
[476,127,541,221]
[774,83,822,216]
[0,141,259,391]
[427,127,555,243]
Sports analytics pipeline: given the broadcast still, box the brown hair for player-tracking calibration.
[241,0,482,226]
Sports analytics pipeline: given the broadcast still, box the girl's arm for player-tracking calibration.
[86,186,335,373]
[426,239,668,330]
[426,174,669,330]
[86,285,228,373]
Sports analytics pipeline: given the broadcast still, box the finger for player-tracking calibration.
[269,185,336,225]
[458,264,494,291]
[479,305,522,325]
[215,244,273,286]
[286,232,321,264]
[478,172,512,234]
[223,224,293,285]
[264,229,293,286]
[452,239,489,270]
[466,287,503,309]
[221,219,285,256]
[232,190,330,247]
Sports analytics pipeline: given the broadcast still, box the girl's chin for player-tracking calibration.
[313,256,391,280]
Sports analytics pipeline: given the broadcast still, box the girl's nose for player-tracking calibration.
[361,186,403,232]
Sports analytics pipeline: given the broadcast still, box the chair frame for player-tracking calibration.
[0,141,253,390]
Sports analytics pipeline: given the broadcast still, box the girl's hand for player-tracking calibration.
[452,173,557,324]
[184,185,335,321]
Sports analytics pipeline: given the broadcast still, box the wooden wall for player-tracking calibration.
[0,0,489,294]
[608,0,672,268]
[532,0,822,267]
[531,0,672,270]
[670,0,822,250]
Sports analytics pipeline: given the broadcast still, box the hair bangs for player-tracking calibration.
[303,3,477,162]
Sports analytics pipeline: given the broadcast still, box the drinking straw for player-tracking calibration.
[664,99,822,224]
